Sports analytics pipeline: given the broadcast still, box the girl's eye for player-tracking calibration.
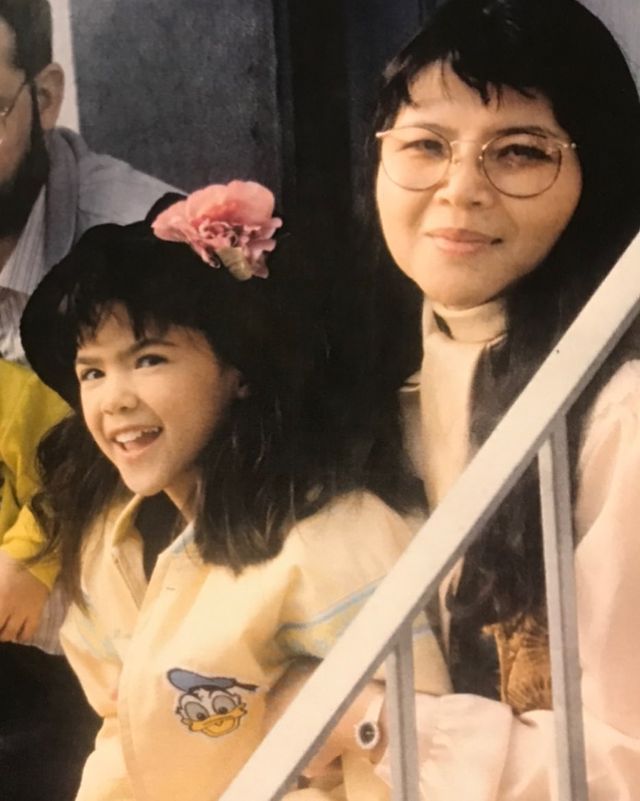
[78,367,103,382]
[136,353,167,369]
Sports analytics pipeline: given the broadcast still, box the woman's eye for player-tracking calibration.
[491,139,555,167]
[136,353,167,368]
[404,136,447,159]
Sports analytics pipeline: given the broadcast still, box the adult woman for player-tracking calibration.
[362,0,640,797]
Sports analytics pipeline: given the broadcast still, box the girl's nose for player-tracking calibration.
[100,376,138,414]
[432,143,496,208]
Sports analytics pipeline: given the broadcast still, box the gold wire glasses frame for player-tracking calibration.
[0,79,28,145]
[376,125,577,199]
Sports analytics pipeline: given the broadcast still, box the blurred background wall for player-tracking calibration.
[582,0,640,80]
[51,0,640,226]
[51,1,433,202]
[65,0,281,193]
[51,0,78,130]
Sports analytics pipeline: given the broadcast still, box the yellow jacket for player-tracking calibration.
[62,491,450,801]
[0,360,68,588]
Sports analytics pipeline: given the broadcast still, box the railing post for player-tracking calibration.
[538,418,588,801]
[385,622,421,801]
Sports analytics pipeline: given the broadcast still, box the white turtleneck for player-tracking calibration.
[419,297,508,509]
[399,297,508,652]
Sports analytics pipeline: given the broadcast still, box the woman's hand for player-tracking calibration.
[266,659,387,777]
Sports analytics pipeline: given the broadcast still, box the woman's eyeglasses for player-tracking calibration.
[376,125,577,198]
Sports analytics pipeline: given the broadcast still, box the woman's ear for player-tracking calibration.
[32,63,65,131]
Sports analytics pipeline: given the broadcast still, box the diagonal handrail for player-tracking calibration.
[221,230,640,801]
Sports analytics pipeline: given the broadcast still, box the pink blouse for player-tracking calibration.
[377,302,640,800]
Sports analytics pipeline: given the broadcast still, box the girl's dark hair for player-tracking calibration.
[28,215,414,601]
[362,0,640,631]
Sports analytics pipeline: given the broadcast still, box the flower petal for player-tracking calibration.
[151,181,281,280]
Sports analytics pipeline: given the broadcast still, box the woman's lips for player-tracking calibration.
[427,228,501,255]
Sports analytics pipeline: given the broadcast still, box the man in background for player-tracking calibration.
[0,0,172,361]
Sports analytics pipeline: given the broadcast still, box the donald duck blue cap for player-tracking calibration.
[167,669,257,693]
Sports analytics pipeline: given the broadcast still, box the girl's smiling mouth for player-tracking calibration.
[111,426,162,452]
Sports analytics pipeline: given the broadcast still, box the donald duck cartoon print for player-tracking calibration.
[167,669,258,738]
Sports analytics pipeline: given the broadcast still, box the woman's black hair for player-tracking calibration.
[360,0,640,642]
[29,213,415,601]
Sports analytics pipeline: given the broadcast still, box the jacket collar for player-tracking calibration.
[44,127,86,269]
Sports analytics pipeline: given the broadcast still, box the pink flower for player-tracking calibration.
[152,180,283,280]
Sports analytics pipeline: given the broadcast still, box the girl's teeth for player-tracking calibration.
[115,427,160,444]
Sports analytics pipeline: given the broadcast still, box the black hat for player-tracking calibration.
[21,193,312,407]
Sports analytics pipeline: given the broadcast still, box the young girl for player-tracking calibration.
[22,181,447,801]
[358,0,640,796]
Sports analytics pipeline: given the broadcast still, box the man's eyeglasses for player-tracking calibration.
[376,125,577,199]
[0,80,28,145]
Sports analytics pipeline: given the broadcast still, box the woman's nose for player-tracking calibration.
[433,144,496,207]
[100,375,138,414]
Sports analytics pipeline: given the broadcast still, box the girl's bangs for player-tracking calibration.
[59,241,210,354]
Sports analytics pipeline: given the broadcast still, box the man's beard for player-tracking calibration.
[0,95,49,239]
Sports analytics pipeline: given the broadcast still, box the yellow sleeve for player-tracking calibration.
[61,601,133,801]
[275,493,413,658]
[1,505,60,587]
[0,362,69,587]
[275,493,449,694]
[273,494,450,801]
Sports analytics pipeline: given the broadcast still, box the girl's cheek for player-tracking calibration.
[80,397,102,443]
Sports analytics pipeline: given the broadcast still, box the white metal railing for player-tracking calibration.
[221,229,640,801]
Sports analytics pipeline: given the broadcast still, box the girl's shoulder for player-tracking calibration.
[283,491,414,568]
[275,492,416,651]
